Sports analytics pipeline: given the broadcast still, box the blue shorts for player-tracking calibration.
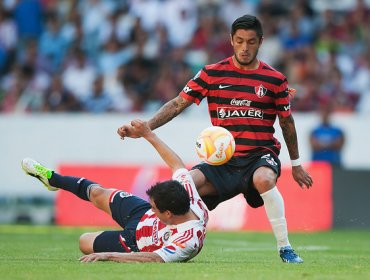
[93,191,151,253]
[192,152,281,210]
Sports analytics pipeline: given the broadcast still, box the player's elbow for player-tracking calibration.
[171,163,186,173]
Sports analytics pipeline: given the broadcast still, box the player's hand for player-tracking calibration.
[79,253,109,262]
[117,124,141,140]
[130,119,153,139]
[292,165,313,189]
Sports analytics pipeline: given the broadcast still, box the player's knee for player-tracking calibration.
[79,232,95,254]
[253,167,276,188]
[88,185,105,200]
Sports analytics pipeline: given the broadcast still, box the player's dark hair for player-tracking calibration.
[146,180,190,215]
[231,14,263,39]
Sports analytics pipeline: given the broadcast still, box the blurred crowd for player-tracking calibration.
[0,0,369,114]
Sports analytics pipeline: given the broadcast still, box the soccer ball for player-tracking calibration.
[195,126,235,165]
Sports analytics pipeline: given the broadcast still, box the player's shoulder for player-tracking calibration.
[204,57,231,71]
[259,61,287,82]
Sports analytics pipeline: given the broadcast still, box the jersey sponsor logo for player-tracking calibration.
[152,219,159,243]
[218,107,263,119]
[219,84,232,89]
[261,154,277,166]
[255,84,267,98]
[284,104,291,111]
[163,245,176,254]
[183,85,192,93]
[230,98,252,107]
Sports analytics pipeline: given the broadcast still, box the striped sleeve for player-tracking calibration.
[179,68,209,105]
[172,168,200,202]
[154,229,196,262]
[275,78,291,118]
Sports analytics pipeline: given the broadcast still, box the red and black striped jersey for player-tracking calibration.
[180,56,292,157]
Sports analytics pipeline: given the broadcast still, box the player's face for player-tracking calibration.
[150,198,171,225]
[231,29,263,68]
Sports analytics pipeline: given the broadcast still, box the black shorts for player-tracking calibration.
[192,152,281,210]
[93,191,151,253]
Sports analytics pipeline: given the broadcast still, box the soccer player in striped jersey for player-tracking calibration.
[118,15,313,263]
[21,119,208,263]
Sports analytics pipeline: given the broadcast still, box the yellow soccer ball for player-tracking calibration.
[196,126,235,165]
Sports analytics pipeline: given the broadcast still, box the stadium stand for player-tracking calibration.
[0,0,369,114]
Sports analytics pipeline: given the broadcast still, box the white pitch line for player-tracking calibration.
[207,239,330,251]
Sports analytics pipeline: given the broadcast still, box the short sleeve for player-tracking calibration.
[172,168,201,201]
[275,79,291,118]
[154,241,196,262]
[179,68,209,105]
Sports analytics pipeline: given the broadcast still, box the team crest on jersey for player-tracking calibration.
[261,154,277,166]
[255,84,267,98]
[119,191,132,198]
[163,231,171,241]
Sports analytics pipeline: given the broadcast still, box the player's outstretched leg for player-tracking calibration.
[21,158,58,191]
[22,157,116,212]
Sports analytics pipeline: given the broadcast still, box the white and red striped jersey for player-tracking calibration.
[135,168,209,262]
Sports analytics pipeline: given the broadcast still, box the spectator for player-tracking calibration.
[310,105,345,167]
[43,76,81,112]
[83,75,112,113]
[13,0,44,41]
[103,65,135,113]
[0,0,369,114]
[38,14,68,72]
[0,9,17,73]
[62,48,96,102]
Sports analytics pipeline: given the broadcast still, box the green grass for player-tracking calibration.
[0,225,369,280]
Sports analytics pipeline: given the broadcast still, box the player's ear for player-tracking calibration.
[165,210,173,218]
[230,34,234,46]
[259,36,264,46]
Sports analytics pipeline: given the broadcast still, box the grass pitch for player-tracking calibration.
[0,225,369,280]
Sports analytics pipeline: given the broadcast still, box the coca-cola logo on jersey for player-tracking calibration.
[230,99,252,107]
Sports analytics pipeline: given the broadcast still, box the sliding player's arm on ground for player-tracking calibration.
[130,119,185,172]
[79,251,164,263]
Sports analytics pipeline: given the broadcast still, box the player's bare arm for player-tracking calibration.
[117,96,192,139]
[148,95,192,130]
[131,119,185,172]
[79,252,164,263]
[279,115,313,189]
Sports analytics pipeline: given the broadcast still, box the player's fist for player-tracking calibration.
[117,124,140,139]
[131,119,153,139]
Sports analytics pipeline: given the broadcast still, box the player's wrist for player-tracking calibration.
[291,158,301,167]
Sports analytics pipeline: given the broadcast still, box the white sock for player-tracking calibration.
[260,186,291,250]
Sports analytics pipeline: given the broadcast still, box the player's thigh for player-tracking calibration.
[189,169,218,196]
[79,231,103,254]
[89,186,118,215]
